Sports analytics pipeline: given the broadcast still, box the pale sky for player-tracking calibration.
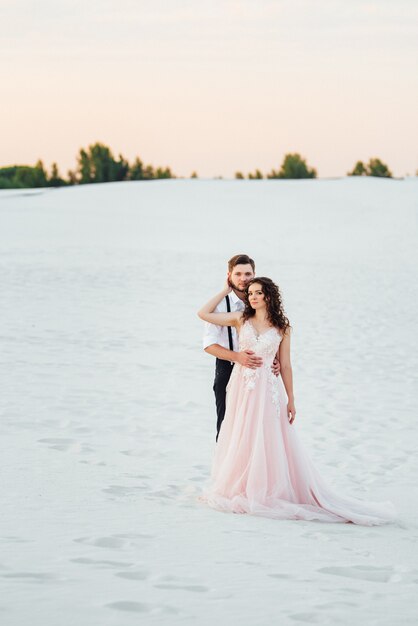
[1,0,417,178]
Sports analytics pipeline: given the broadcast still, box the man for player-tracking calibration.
[203,254,280,440]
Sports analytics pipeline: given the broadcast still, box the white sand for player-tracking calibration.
[1,178,417,625]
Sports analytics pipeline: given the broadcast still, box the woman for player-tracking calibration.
[197,277,396,525]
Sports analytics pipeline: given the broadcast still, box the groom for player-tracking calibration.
[203,254,280,440]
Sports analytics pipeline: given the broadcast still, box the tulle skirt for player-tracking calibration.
[199,366,396,525]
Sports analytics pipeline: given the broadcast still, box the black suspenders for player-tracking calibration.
[225,295,234,351]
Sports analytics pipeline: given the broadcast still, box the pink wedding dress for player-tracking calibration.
[200,320,396,525]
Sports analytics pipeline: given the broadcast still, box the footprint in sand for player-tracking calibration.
[120,449,143,457]
[106,601,179,614]
[38,437,74,449]
[289,612,321,623]
[153,574,209,593]
[0,536,32,544]
[123,473,151,480]
[318,600,357,609]
[300,531,332,542]
[105,601,150,613]
[1,572,57,582]
[337,587,365,594]
[116,570,149,580]
[341,547,372,557]
[38,438,91,454]
[71,558,134,569]
[318,565,401,583]
[74,533,153,550]
[154,583,209,592]
[79,460,106,466]
[102,485,146,497]
[74,536,128,550]
[145,485,183,500]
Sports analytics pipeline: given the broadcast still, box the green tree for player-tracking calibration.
[348,158,392,178]
[142,164,155,180]
[48,162,66,187]
[114,153,130,181]
[78,149,92,184]
[76,143,129,183]
[348,161,368,176]
[235,171,244,179]
[0,166,21,188]
[268,153,317,179]
[129,159,174,180]
[368,158,392,178]
[30,160,48,187]
[13,167,34,187]
[67,169,77,185]
[248,169,263,179]
[0,143,177,187]
[190,171,198,178]
[155,166,174,179]
[129,157,144,180]
[0,162,49,188]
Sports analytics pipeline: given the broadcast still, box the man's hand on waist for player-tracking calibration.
[271,357,281,377]
[236,350,263,369]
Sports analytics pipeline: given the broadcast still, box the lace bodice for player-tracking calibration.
[227,321,283,409]
[239,320,282,366]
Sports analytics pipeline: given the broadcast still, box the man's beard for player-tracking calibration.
[230,280,248,293]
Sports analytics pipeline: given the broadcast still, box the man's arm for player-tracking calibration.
[200,293,261,369]
[204,344,262,369]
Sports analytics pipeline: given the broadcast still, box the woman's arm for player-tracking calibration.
[197,287,243,328]
[278,330,296,424]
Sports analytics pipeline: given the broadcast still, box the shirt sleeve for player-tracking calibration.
[201,300,226,350]
[202,320,224,350]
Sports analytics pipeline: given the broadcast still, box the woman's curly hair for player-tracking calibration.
[242,277,291,335]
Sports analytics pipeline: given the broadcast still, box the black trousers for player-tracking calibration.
[213,358,234,441]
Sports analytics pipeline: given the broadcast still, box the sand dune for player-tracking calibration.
[1,178,417,625]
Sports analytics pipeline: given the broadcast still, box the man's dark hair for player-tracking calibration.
[228,254,255,273]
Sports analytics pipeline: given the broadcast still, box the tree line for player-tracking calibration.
[0,143,397,189]
[0,143,174,189]
[235,154,393,179]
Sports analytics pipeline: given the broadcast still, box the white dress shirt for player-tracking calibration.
[202,291,245,352]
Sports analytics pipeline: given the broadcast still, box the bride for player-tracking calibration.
[197,277,396,525]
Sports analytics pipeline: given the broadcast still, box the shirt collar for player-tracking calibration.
[230,290,244,305]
